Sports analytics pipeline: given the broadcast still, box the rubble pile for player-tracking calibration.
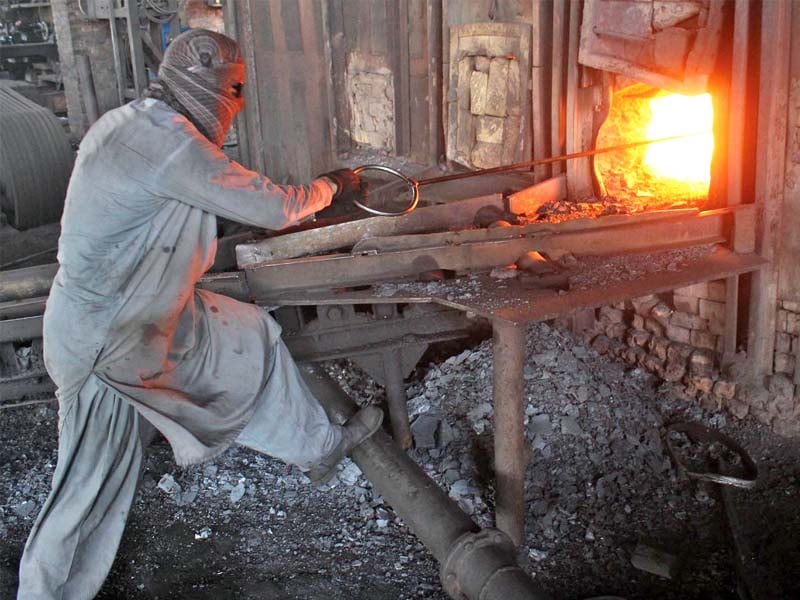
[2,323,799,598]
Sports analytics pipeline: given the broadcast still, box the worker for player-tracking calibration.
[17,29,382,599]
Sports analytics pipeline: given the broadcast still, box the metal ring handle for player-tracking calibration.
[352,164,420,217]
[665,422,758,489]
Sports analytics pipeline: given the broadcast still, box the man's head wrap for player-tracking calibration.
[147,29,245,147]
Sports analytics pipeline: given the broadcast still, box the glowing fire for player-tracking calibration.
[644,93,714,185]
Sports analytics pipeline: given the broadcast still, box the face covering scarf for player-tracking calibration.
[147,29,245,147]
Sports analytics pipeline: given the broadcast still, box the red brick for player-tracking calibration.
[689,376,714,394]
[645,318,666,337]
[674,282,708,298]
[671,312,707,330]
[707,280,727,302]
[775,332,793,354]
[776,309,789,333]
[774,352,796,376]
[690,329,717,351]
[649,336,671,361]
[713,380,737,400]
[599,305,625,324]
[666,324,691,344]
[627,329,652,348]
[689,350,715,377]
[672,294,699,314]
[699,299,726,323]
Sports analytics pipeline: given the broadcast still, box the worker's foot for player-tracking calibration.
[306,406,383,486]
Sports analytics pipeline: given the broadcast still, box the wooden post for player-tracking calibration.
[237,0,266,174]
[427,0,444,164]
[747,0,791,379]
[531,0,551,181]
[565,0,593,200]
[492,320,527,547]
[550,0,567,176]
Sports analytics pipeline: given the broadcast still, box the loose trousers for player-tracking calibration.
[17,340,342,600]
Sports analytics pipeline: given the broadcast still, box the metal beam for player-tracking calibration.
[245,209,731,295]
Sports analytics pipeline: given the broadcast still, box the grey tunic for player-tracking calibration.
[45,97,335,466]
[18,99,344,599]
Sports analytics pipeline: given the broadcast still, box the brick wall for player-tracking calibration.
[52,0,120,136]
[572,283,800,437]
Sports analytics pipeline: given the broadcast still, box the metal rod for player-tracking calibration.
[0,264,58,303]
[492,320,527,547]
[0,248,57,271]
[0,398,56,410]
[362,131,709,205]
[382,347,413,449]
[416,131,707,187]
[108,12,125,106]
[300,364,549,600]
[75,54,100,126]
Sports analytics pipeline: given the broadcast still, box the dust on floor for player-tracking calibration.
[2,323,798,599]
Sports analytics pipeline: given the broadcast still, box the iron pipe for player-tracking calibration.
[300,364,549,600]
[0,264,57,303]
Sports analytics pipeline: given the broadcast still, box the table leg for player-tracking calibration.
[383,347,413,449]
[492,320,527,547]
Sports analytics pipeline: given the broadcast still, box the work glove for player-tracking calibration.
[319,168,368,205]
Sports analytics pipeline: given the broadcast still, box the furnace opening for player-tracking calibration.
[594,85,715,211]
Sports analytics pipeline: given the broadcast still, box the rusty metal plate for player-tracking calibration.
[579,0,725,94]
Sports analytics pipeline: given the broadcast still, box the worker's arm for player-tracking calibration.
[147,124,335,230]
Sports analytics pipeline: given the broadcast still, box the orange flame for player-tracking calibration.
[644,93,714,185]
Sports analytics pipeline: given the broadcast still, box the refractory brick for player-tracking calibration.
[672,294,699,314]
[670,311,707,330]
[690,329,717,351]
[599,305,625,324]
[699,299,725,324]
[689,350,715,377]
[776,332,793,354]
[666,324,691,344]
[774,352,796,375]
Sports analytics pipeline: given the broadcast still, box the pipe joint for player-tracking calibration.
[441,528,548,600]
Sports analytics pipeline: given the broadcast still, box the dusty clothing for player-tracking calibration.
[44,96,336,466]
[18,97,342,599]
[18,343,334,600]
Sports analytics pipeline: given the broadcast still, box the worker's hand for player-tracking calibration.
[319,168,367,205]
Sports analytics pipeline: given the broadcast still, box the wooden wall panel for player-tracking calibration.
[329,0,438,164]
[232,0,334,184]
[778,3,800,306]
[747,0,792,377]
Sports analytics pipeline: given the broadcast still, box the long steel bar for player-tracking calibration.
[300,364,549,600]
[373,132,708,192]
[492,320,527,546]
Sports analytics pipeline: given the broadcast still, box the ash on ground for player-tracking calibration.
[2,324,799,599]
